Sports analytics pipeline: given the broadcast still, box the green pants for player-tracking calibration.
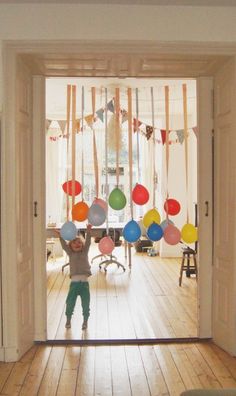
[66,281,90,321]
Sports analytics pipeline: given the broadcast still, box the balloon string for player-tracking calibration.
[165,86,170,220]
[81,86,84,201]
[183,83,189,223]
[105,88,109,235]
[71,85,76,207]
[135,88,140,182]
[127,88,133,219]
[151,87,156,208]
[115,88,120,187]
[66,84,71,221]
[92,87,99,198]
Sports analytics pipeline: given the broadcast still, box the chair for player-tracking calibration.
[46,238,56,262]
[179,244,198,286]
[99,229,125,272]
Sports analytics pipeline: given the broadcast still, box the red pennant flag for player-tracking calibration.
[133,118,142,132]
[160,129,166,145]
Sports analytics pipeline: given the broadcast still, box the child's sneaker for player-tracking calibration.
[82,321,87,330]
[65,318,71,329]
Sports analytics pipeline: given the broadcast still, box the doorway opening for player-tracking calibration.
[45,76,198,341]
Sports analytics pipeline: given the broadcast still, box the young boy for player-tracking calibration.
[57,224,92,330]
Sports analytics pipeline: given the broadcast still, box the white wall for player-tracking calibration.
[0,4,236,107]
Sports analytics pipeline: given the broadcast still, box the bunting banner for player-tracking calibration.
[46,95,197,144]
[146,125,154,140]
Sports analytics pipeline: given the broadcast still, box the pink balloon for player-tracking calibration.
[98,236,115,255]
[164,224,181,245]
[93,197,108,213]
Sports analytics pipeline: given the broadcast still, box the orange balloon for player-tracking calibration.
[72,201,89,222]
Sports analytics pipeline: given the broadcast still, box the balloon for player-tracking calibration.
[98,236,115,255]
[108,188,127,210]
[62,180,82,196]
[164,224,181,245]
[160,219,174,231]
[123,220,141,243]
[132,183,149,205]
[181,223,198,243]
[88,204,106,226]
[72,201,89,222]
[147,223,163,241]
[164,198,181,216]
[93,197,108,213]
[60,221,77,241]
[143,208,161,228]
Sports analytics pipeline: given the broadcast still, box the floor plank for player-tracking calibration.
[47,242,198,341]
[0,342,236,395]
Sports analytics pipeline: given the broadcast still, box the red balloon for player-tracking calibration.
[71,201,89,222]
[62,180,82,196]
[164,198,181,216]
[132,183,149,205]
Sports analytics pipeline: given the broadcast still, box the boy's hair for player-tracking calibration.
[68,233,85,248]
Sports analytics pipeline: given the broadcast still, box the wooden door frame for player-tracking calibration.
[2,39,235,360]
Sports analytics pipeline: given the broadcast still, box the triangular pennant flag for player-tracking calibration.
[176,129,185,144]
[192,126,198,137]
[57,120,67,135]
[121,109,128,123]
[146,125,153,140]
[107,99,114,113]
[160,129,166,145]
[75,119,81,133]
[96,108,104,122]
[84,114,94,128]
[133,118,142,132]
[46,119,52,131]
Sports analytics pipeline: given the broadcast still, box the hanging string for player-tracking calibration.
[183,83,189,223]
[165,86,170,219]
[105,88,109,235]
[115,88,120,187]
[66,84,71,221]
[151,87,156,208]
[81,86,84,201]
[127,87,133,219]
[71,85,76,208]
[135,88,141,182]
[92,87,99,198]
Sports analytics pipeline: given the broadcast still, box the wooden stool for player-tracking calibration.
[179,247,198,286]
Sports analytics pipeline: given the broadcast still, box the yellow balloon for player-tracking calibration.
[181,223,198,243]
[143,208,161,228]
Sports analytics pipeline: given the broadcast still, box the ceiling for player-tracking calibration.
[1,0,236,4]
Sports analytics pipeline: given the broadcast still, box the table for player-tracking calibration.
[46,222,132,268]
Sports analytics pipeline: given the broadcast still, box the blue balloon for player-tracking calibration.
[160,219,174,231]
[123,220,141,243]
[60,221,77,241]
[147,222,163,241]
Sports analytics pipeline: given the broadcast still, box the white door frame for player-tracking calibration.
[2,39,235,360]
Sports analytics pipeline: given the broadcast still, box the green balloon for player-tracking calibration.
[108,187,127,210]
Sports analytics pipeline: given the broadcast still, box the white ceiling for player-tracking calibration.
[0,0,236,5]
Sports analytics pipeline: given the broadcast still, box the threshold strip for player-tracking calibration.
[35,337,211,346]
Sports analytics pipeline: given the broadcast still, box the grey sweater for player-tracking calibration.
[59,231,92,277]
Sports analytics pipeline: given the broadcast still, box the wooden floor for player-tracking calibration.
[1,342,236,395]
[47,242,197,340]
